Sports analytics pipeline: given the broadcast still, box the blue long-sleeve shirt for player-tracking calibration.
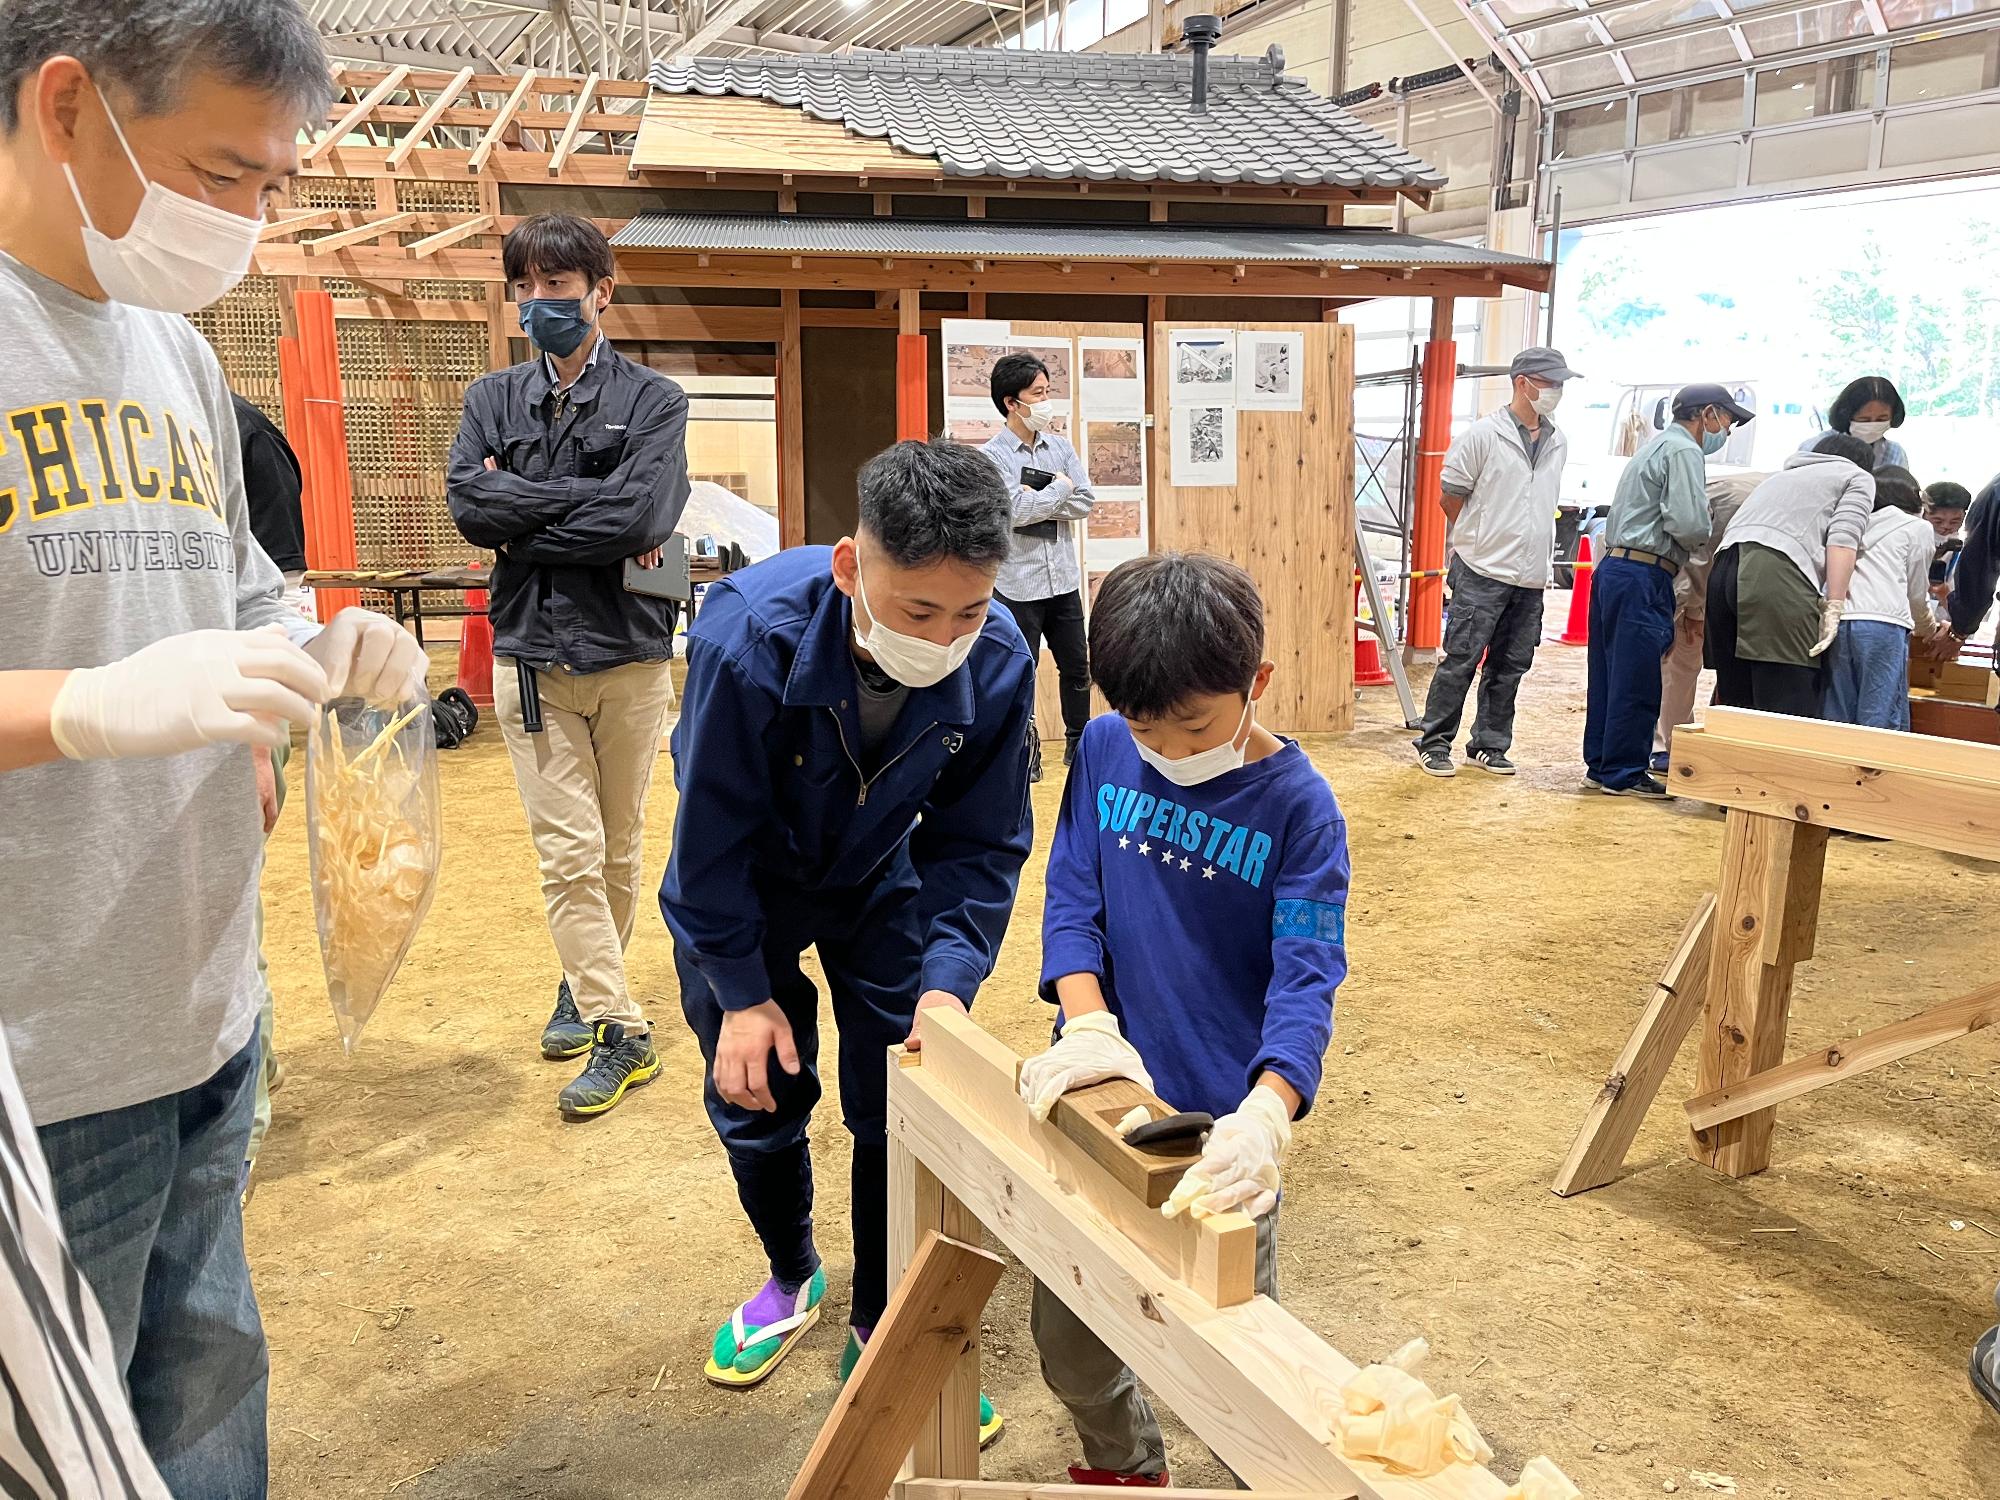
[1040,716,1349,1119]
[660,547,1037,1011]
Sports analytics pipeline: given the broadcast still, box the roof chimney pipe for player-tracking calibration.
[1183,14,1222,114]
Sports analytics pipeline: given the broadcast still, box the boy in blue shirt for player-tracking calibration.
[1018,552,1349,1488]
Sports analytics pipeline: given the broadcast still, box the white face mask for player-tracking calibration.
[1018,399,1056,434]
[851,551,981,689]
[62,91,262,313]
[1530,384,1564,417]
[1849,419,1891,443]
[1133,694,1254,787]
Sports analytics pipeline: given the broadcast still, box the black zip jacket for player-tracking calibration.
[445,342,690,672]
[1948,474,1999,644]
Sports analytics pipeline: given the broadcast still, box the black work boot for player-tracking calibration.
[1064,731,1081,767]
[540,979,593,1061]
[558,1023,661,1121]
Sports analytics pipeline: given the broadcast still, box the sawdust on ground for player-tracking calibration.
[250,639,2000,1499]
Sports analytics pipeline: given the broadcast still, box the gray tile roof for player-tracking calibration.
[609,213,1543,278]
[646,47,1447,191]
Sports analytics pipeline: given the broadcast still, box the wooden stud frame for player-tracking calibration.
[1555,707,2000,1194]
[884,1010,1523,1498]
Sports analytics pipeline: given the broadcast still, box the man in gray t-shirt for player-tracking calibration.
[0,5,423,1489]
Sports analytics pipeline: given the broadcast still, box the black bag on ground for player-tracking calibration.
[432,686,480,749]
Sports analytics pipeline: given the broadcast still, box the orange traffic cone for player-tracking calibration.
[457,568,495,709]
[1560,536,1594,646]
[1354,580,1392,686]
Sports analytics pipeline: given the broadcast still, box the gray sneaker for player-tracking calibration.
[1416,748,1457,778]
[1467,750,1517,775]
[1601,775,1670,799]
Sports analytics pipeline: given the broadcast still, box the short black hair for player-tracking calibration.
[0,0,331,133]
[1872,465,1922,514]
[1924,481,1971,514]
[1811,432,1876,470]
[989,352,1049,417]
[857,438,1011,569]
[1828,375,1906,433]
[1090,553,1265,720]
[502,213,617,288]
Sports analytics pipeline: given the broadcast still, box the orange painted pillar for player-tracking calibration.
[293,290,362,620]
[897,333,928,442]
[1409,297,1457,654]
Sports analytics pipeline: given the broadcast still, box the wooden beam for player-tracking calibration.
[1551,895,1717,1197]
[786,1233,1004,1500]
[303,211,419,257]
[898,288,921,337]
[550,72,602,177]
[404,214,499,259]
[1689,812,1828,1178]
[307,64,410,165]
[912,1011,1255,1309]
[1047,1077,1204,1211]
[890,1135,984,1484]
[1685,977,2000,1132]
[778,289,805,551]
[258,209,337,242]
[469,68,540,175]
[1697,706,2000,784]
[895,1484,1340,1499]
[386,66,475,169]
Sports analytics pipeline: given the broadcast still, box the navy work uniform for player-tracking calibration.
[661,546,1036,1329]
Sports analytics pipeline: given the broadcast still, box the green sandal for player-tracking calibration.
[703,1268,826,1388]
[840,1328,1005,1447]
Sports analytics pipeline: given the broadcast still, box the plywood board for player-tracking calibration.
[1150,322,1355,733]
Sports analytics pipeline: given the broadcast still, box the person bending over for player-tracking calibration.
[1824,466,1940,729]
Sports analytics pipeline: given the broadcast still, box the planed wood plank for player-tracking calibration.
[403,215,497,260]
[549,72,601,177]
[887,1059,1513,1498]
[1552,895,1717,1196]
[913,1010,1255,1308]
[1685,977,2000,1131]
[1045,1077,1203,1210]
[1690,813,1827,1177]
[308,65,410,165]
[1671,730,2000,862]
[468,69,540,176]
[303,211,418,257]
[1693,707,2000,784]
[786,1232,1004,1500]
[258,210,335,241]
[891,1097,985,1485]
[386,66,475,169]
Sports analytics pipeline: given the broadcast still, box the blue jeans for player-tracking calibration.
[1824,619,1911,730]
[37,1037,268,1500]
[1583,556,1677,789]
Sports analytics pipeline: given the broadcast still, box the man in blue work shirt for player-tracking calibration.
[981,351,1094,783]
[1584,382,1753,797]
[663,438,1034,1424]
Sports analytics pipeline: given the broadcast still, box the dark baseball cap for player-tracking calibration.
[1676,383,1756,424]
[1509,346,1579,382]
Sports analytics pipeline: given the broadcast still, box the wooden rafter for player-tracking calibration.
[386,66,476,170]
[402,214,499,259]
[550,72,602,177]
[307,64,411,166]
[303,211,419,257]
[258,209,336,242]
[468,68,541,176]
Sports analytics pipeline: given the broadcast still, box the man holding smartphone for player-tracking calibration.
[982,352,1095,782]
[445,212,691,1121]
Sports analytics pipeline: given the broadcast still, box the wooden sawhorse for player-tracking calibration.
[1556,707,2000,1195]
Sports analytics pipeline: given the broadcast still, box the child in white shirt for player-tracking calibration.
[1826,465,1940,730]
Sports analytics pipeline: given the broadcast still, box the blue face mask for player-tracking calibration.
[520,297,597,358]
[1701,424,1729,456]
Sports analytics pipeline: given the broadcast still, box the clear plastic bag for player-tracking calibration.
[305,695,442,1053]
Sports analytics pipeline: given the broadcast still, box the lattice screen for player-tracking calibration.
[186,276,286,428]
[293,176,376,210]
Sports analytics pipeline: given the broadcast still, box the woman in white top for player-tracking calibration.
[1824,465,1940,730]
[1798,375,1910,470]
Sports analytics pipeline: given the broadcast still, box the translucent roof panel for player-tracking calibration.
[1537,54,1630,95]
[1600,0,1725,40]
[1739,0,1874,50]
[1623,27,1747,79]
[1518,15,1608,59]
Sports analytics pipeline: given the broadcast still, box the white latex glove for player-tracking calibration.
[1017,1010,1154,1122]
[1162,1086,1293,1221]
[49,626,328,761]
[304,608,428,705]
[1808,597,1846,658]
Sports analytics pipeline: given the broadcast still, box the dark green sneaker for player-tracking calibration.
[540,979,593,1061]
[840,1327,1004,1447]
[557,1023,660,1120]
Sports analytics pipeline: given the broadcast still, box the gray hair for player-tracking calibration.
[0,0,332,132]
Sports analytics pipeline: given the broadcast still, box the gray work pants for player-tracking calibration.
[1030,1210,1279,1480]
[1414,557,1545,758]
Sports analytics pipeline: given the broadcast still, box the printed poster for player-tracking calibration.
[1171,405,1236,488]
[1237,330,1304,412]
[941,319,1015,446]
[1168,328,1236,407]
[1077,335,1149,566]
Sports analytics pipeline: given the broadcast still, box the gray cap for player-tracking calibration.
[1509,346,1579,383]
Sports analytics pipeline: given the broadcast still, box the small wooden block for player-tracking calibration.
[1046,1078,1202,1210]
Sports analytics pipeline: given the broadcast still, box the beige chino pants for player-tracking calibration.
[497,657,676,1031]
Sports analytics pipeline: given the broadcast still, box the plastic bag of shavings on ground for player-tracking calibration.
[305,694,442,1053]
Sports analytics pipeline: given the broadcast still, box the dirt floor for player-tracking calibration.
[251,632,2000,1499]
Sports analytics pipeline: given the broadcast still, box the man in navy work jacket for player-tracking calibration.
[663,438,1033,1432]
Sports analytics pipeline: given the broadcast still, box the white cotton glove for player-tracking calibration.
[49,626,329,761]
[304,608,429,705]
[1809,597,1846,658]
[1017,1010,1155,1122]
[1162,1086,1293,1222]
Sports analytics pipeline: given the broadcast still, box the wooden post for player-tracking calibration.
[480,176,510,371]
[897,289,927,442]
[890,1105,985,1483]
[1689,811,1828,1178]
[778,288,806,550]
[1408,296,1456,655]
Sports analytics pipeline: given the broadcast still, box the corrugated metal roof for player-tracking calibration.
[647,48,1447,191]
[609,213,1541,271]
